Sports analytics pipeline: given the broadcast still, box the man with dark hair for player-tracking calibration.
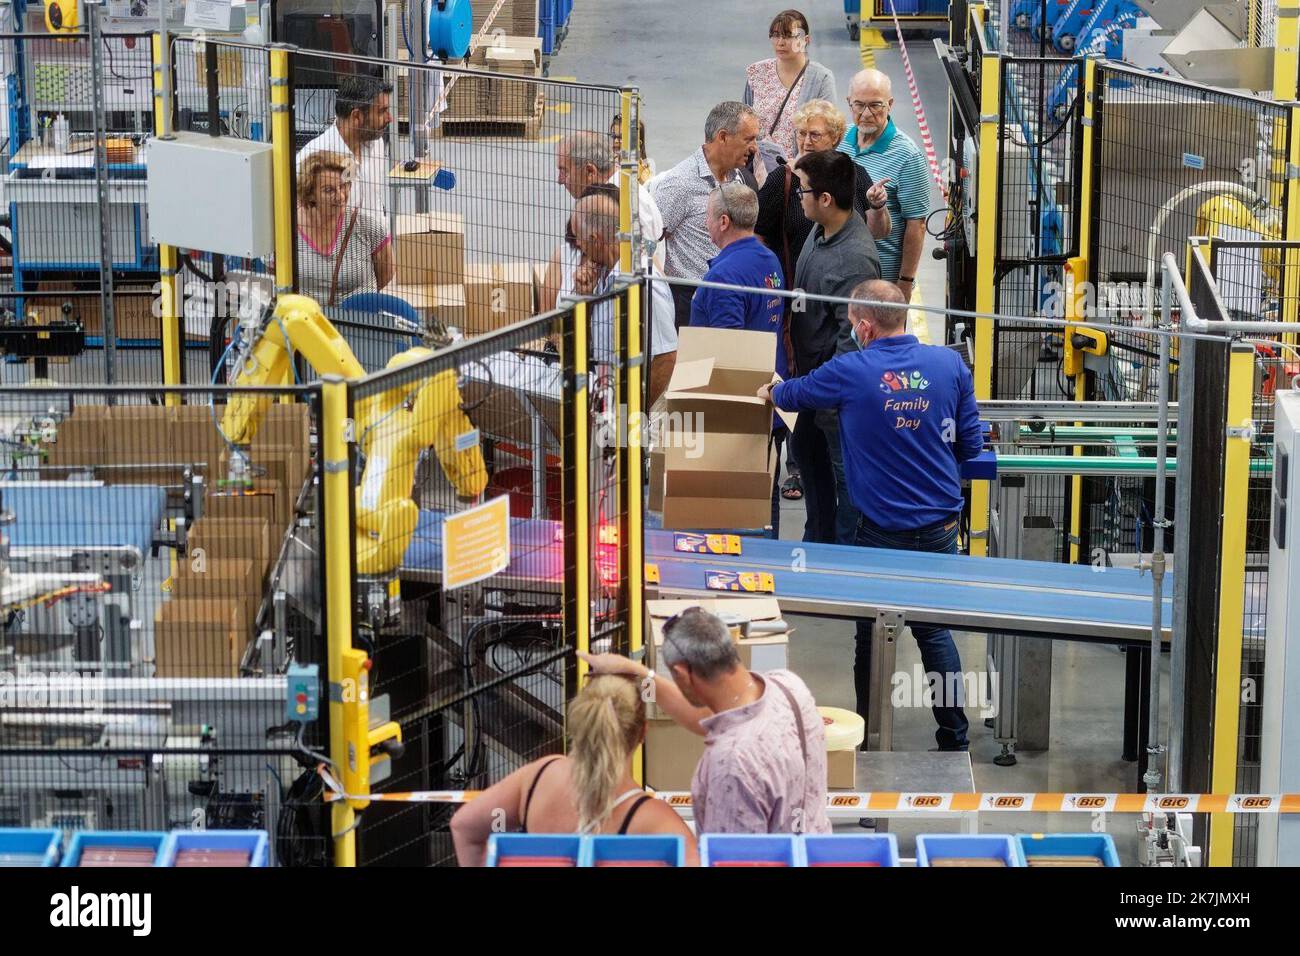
[650,101,762,328]
[579,606,830,835]
[788,149,880,545]
[297,75,394,216]
[759,279,984,752]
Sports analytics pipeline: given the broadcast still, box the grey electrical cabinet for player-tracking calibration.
[146,131,275,259]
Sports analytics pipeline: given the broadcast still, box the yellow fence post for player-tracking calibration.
[1208,341,1254,867]
[320,375,357,867]
[571,301,592,687]
[969,16,999,557]
[152,34,182,400]
[1068,59,1099,564]
[270,46,295,297]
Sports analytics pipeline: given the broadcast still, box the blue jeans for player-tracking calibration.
[854,513,970,751]
[816,410,862,546]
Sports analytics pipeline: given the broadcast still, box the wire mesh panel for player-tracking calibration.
[0,384,329,867]
[1090,64,1291,405]
[343,312,573,866]
[166,36,276,385]
[1,31,160,384]
[286,47,634,339]
[1207,237,1300,866]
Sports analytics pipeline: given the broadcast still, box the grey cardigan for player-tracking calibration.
[743,59,838,131]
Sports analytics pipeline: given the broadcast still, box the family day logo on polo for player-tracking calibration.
[880,370,933,431]
[50,886,152,936]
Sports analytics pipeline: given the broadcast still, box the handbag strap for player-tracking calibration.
[769,61,809,136]
[327,207,359,307]
[771,675,809,830]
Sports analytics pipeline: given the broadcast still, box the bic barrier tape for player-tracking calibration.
[316,770,1300,815]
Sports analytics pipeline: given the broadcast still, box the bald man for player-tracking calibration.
[838,70,931,300]
[760,279,983,751]
[568,191,678,404]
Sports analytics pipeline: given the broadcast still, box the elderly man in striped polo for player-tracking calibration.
[837,69,932,302]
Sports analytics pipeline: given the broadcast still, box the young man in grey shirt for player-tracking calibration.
[788,150,881,546]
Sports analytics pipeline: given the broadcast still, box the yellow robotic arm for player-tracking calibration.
[219,294,488,576]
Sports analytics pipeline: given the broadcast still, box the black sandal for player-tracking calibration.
[781,473,803,501]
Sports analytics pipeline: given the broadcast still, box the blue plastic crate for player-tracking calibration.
[556,0,573,28]
[487,833,583,868]
[1017,833,1120,867]
[915,834,1023,867]
[0,828,62,867]
[804,834,900,868]
[62,831,166,867]
[700,834,801,868]
[585,835,686,868]
[157,830,269,868]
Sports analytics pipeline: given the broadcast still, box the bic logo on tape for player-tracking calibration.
[829,795,863,808]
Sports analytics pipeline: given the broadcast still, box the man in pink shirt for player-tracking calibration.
[581,607,830,834]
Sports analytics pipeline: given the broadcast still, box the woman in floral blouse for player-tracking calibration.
[743,9,837,163]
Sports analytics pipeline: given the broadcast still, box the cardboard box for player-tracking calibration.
[389,283,468,332]
[187,517,273,577]
[174,557,261,629]
[205,482,284,537]
[47,406,112,467]
[153,598,248,678]
[644,716,705,792]
[648,449,665,513]
[464,262,536,333]
[28,283,159,339]
[484,44,540,116]
[659,327,780,531]
[394,212,466,286]
[827,748,857,790]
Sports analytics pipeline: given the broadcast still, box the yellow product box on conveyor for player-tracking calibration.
[705,570,774,593]
[673,532,742,555]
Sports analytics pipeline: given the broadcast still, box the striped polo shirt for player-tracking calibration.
[837,118,931,281]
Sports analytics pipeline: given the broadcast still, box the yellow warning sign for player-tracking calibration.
[442,495,510,590]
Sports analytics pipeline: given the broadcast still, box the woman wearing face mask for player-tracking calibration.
[743,10,837,165]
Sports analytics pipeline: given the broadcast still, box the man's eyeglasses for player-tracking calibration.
[792,185,817,199]
[848,99,890,114]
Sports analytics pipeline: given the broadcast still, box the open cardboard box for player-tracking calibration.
[657,327,791,530]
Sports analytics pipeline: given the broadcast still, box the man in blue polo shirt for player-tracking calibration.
[690,181,788,536]
[758,280,983,751]
[838,69,931,299]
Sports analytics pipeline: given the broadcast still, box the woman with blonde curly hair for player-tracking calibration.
[451,674,698,866]
[295,150,393,306]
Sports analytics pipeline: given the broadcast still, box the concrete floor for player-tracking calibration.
[553,2,1171,863]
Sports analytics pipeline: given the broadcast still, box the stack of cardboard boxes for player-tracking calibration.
[46,402,312,679]
[443,34,544,124]
[390,212,541,337]
[27,284,170,342]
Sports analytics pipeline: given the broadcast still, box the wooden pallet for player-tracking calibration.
[433,91,546,141]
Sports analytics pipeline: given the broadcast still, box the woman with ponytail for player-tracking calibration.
[451,675,698,866]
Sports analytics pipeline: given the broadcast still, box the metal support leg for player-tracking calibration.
[530,406,547,520]
[1123,644,1142,762]
[866,610,902,752]
[991,632,1019,766]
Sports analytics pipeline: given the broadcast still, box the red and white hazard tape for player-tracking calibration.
[884,0,948,200]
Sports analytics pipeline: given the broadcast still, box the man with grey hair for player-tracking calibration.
[542,131,665,311]
[580,607,830,835]
[690,181,789,537]
[650,101,762,328]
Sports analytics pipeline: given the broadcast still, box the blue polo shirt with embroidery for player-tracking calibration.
[837,118,931,282]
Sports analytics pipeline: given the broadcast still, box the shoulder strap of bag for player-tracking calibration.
[771,676,809,826]
[769,61,809,136]
[327,207,359,307]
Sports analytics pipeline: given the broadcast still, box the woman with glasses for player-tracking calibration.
[754,100,889,507]
[742,10,836,163]
[450,674,699,865]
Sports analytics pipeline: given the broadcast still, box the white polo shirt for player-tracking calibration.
[297,122,388,218]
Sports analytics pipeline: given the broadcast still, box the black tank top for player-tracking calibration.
[520,757,653,835]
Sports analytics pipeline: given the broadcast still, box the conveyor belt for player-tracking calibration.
[3,483,166,556]
[401,510,564,584]
[646,532,1170,645]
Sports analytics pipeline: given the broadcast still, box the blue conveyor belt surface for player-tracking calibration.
[4,484,166,556]
[402,511,564,582]
[646,531,1171,644]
